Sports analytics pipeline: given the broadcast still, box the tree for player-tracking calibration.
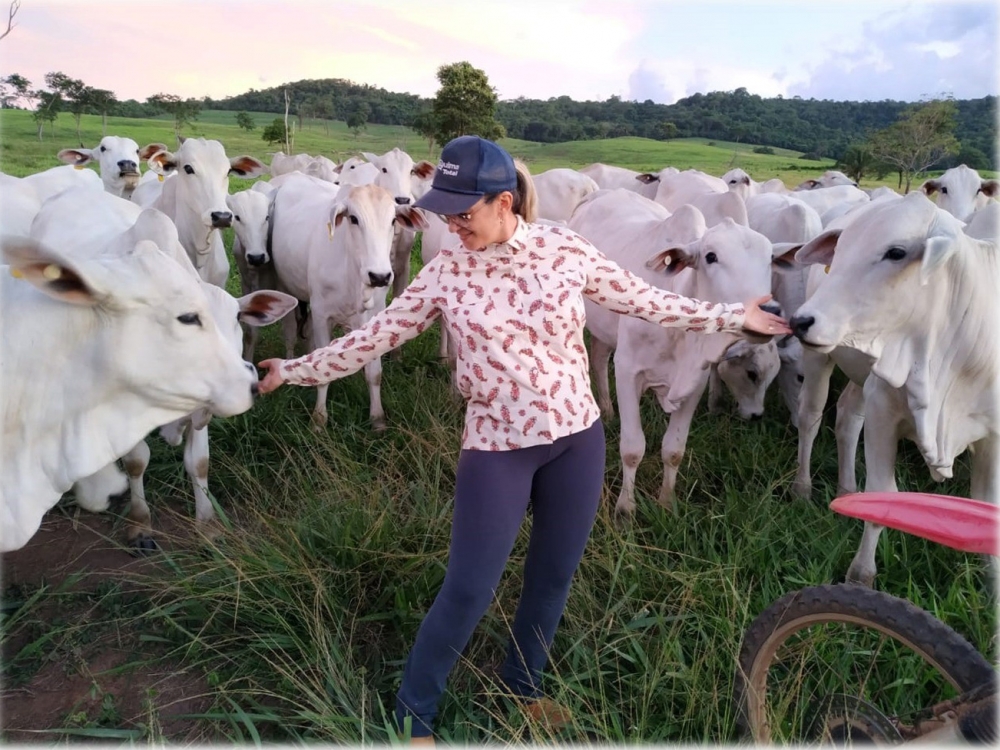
[235,110,256,131]
[0,0,19,43]
[0,72,30,108]
[866,99,961,193]
[312,96,334,135]
[346,102,370,137]
[430,61,505,144]
[656,121,679,140]
[410,108,439,154]
[88,88,117,136]
[147,93,202,139]
[32,90,61,140]
[838,144,876,183]
[42,72,92,141]
[261,118,288,146]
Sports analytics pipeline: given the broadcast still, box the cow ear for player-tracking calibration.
[147,149,178,176]
[635,173,659,184]
[332,162,344,174]
[57,148,94,167]
[362,151,379,164]
[395,206,428,231]
[721,339,751,361]
[920,211,964,285]
[921,179,941,196]
[229,155,267,178]
[980,179,999,199]
[645,245,698,275]
[236,290,298,327]
[796,179,820,191]
[795,229,841,266]
[3,236,105,306]
[139,142,168,160]
[770,241,804,270]
[411,160,435,179]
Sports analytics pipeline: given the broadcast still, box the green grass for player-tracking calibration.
[0,109,995,744]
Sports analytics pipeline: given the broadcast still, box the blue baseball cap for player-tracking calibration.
[414,135,517,215]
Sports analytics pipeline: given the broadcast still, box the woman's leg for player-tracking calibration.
[395,445,544,737]
[501,420,606,698]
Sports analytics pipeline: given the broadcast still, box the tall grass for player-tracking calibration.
[0,111,995,743]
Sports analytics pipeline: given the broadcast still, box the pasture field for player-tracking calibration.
[0,110,996,743]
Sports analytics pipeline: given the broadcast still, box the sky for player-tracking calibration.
[1,0,997,106]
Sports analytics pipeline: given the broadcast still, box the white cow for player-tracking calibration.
[579,163,667,199]
[921,164,999,222]
[533,168,600,223]
[0,216,267,552]
[649,169,728,213]
[569,190,783,513]
[964,201,1000,241]
[790,192,999,585]
[794,170,858,190]
[136,137,267,287]
[27,186,297,549]
[268,175,427,429]
[746,193,825,425]
[337,156,380,187]
[721,168,788,199]
[0,166,103,235]
[359,148,435,301]
[709,339,781,420]
[57,137,167,199]
[790,184,870,223]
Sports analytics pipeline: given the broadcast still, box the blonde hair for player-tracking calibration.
[511,159,538,223]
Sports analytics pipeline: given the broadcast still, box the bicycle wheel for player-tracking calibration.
[734,583,995,744]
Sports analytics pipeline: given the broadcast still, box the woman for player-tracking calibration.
[258,135,790,742]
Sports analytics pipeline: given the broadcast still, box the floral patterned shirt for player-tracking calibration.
[280,217,747,450]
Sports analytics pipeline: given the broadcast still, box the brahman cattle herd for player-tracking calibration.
[1,135,997,586]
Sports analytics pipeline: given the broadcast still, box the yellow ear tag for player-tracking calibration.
[10,267,23,278]
[158,174,165,182]
[327,221,333,239]
[74,165,85,170]
[43,264,62,280]
[824,265,831,274]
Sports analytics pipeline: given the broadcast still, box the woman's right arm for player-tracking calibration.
[261,261,443,390]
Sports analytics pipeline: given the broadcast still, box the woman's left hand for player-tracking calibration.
[742,294,792,336]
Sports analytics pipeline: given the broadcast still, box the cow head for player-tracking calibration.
[227,189,273,267]
[58,137,167,197]
[722,168,753,199]
[717,339,780,420]
[362,147,425,206]
[921,164,999,222]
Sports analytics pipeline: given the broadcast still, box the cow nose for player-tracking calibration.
[117,159,138,174]
[368,271,392,287]
[247,253,267,267]
[250,381,260,398]
[395,197,411,205]
[749,412,763,421]
[211,211,233,228]
[790,314,815,338]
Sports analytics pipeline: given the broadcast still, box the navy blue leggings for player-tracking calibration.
[395,420,606,737]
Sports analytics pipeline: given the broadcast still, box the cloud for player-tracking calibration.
[789,2,999,101]
[626,59,789,104]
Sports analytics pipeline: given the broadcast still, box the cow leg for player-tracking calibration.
[184,424,221,541]
[387,229,412,360]
[847,384,902,587]
[122,440,155,553]
[72,461,128,513]
[657,382,706,510]
[310,308,333,430]
[707,363,725,415]
[281,301,299,359]
[615,368,646,515]
[364,356,387,431]
[970,434,1000,503]
[792,351,836,499]
[589,337,615,418]
[834,379,866,495]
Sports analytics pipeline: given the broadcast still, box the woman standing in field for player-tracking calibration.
[257,135,790,743]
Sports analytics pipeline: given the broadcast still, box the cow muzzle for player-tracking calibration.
[247,253,268,267]
[368,271,392,287]
[211,211,234,229]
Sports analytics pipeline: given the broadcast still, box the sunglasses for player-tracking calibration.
[440,200,487,227]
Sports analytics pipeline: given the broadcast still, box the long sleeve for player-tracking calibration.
[576,241,746,333]
[280,270,442,386]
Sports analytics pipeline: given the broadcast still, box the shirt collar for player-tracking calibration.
[487,215,530,255]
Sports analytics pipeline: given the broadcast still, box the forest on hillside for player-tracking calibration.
[207,78,997,168]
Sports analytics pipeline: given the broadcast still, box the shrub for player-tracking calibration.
[752,146,775,155]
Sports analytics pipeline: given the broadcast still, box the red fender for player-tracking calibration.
[830,492,999,556]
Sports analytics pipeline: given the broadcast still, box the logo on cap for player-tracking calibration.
[438,160,461,177]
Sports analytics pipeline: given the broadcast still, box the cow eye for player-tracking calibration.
[705,252,718,264]
[177,313,202,326]
[882,247,907,261]
[729,179,737,184]
[235,215,241,222]
[940,187,948,195]
[381,167,388,174]
[350,165,355,170]
[184,165,195,175]
[99,145,106,153]
[747,370,758,383]
[350,215,359,225]
[796,374,805,383]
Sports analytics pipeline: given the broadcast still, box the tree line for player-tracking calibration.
[2,64,995,173]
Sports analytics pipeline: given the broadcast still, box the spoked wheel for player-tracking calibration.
[734,583,995,744]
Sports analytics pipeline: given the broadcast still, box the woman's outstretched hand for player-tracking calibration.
[742,294,792,336]
[257,359,287,395]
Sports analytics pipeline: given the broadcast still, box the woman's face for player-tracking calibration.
[444,193,511,250]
